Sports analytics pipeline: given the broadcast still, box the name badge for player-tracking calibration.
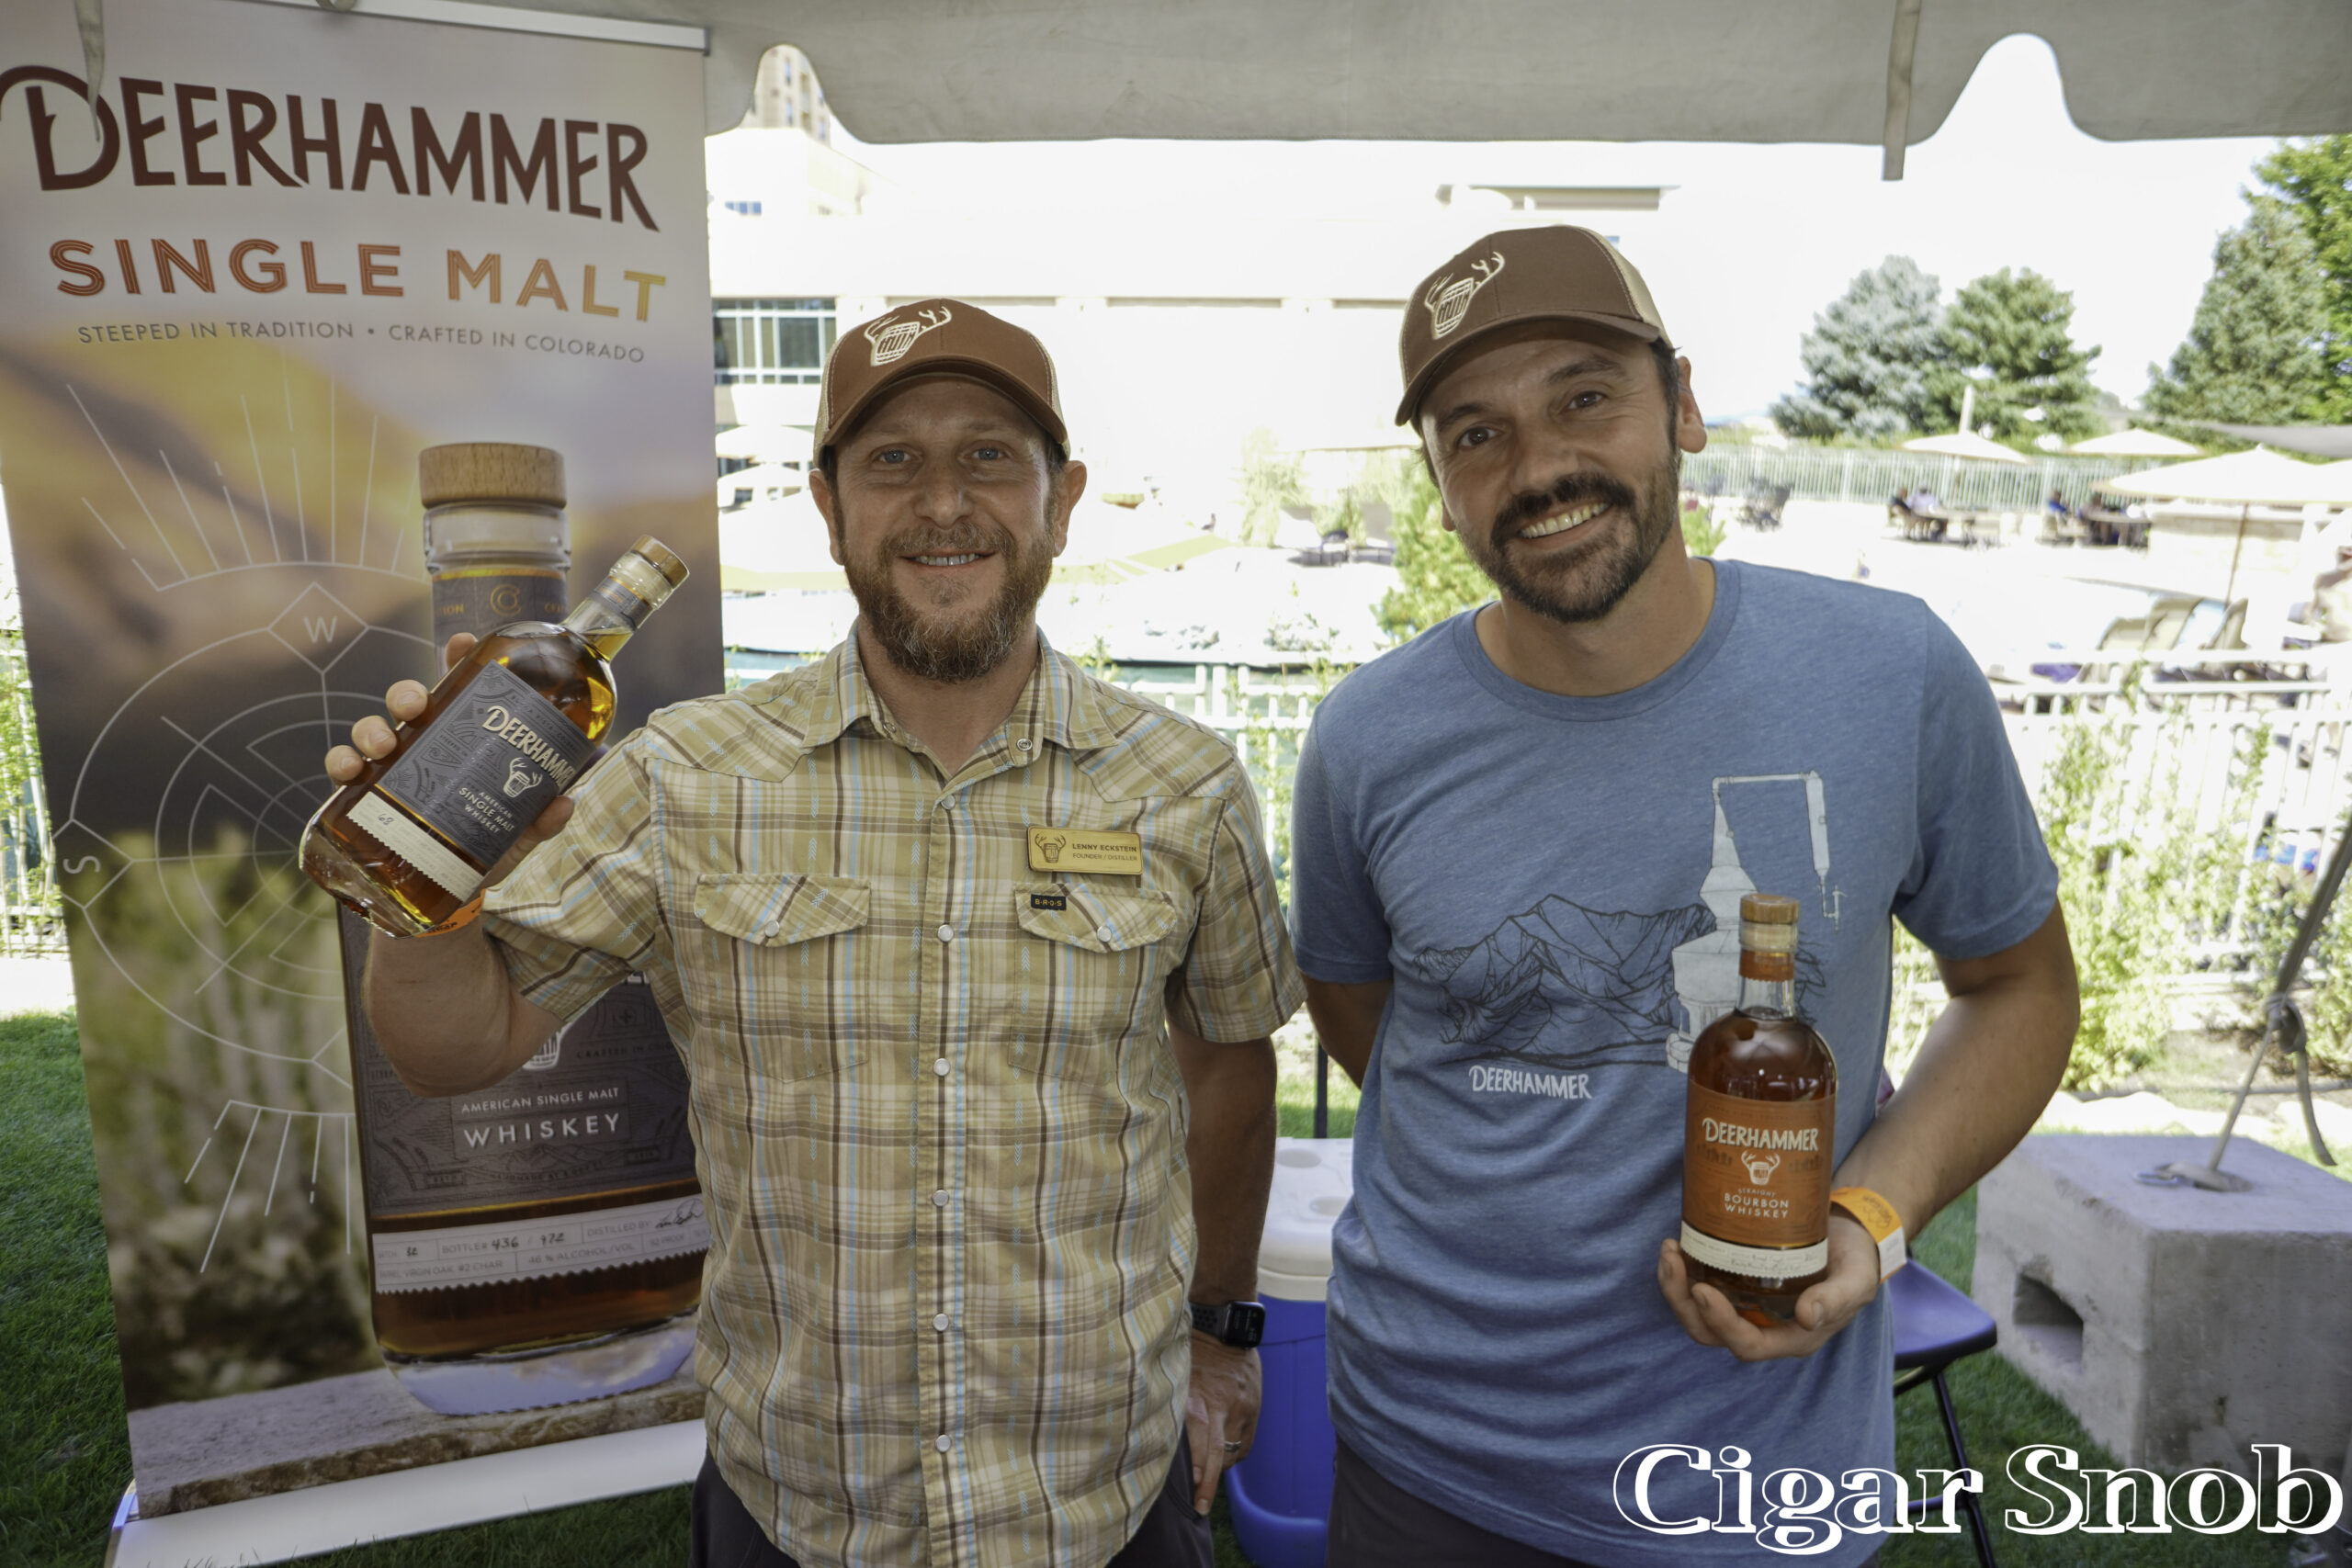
[1028,827,1143,875]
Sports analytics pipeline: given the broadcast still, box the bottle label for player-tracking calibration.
[1681,1080,1835,1270]
[432,569,569,636]
[343,921,703,1218]
[371,1193,710,1292]
[376,660,595,877]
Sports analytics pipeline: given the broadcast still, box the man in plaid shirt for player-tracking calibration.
[334,300,1303,1568]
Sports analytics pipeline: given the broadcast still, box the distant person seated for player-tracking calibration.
[1908,485,1947,539]
[2316,545,2352,644]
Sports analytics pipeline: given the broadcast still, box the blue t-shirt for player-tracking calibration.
[1289,560,2057,1566]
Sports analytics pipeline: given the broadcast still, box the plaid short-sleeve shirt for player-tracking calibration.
[483,636,1303,1568]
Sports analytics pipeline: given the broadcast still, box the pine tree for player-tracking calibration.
[2144,196,2334,424]
[2255,136,2352,419]
[1770,257,1943,441]
[1928,268,2102,443]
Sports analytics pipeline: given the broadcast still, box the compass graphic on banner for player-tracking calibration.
[46,366,435,1266]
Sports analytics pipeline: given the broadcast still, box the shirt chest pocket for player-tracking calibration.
[1007,883,1184,1079]
[684,873,873,1081]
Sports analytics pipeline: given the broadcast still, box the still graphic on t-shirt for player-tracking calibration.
[1421,772,1840,1093]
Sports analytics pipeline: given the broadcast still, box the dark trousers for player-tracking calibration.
[1327,1436,1881,1568]
[690,1431,1210,1568]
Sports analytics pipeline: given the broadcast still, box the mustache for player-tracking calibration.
[1490,473,1639,550]
[887,522,1005,557]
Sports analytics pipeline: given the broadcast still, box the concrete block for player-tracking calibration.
[1974,1133,2352,1475]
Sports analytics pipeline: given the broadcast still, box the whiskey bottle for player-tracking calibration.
[311,446,705,1414]
[301,529,686,938]
[1680,893,1838,1326]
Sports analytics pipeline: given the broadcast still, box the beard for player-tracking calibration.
[841,515,1057,683]
[1464,449,1681,626]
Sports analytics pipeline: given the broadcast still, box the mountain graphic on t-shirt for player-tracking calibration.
[1421,896,1713,1071]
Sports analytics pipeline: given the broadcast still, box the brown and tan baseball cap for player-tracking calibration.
[813,299,1068,459]
[1396,226,1669,427]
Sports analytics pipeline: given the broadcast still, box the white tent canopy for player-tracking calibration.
[251,1,2351,162]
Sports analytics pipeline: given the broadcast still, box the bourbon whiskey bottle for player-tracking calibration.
[301,531,685,937]
[1680,893,1838,1326]
[310,447,705,1414]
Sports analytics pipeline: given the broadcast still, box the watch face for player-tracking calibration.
[1225,1301,1266,1348]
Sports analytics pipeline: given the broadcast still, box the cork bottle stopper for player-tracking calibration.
[1741,894,1799,924]
[418,444,566,509]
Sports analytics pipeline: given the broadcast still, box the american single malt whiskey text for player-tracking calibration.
[1680,892,1838,1326]
[312,445,706,1414]
[301,528,686,938]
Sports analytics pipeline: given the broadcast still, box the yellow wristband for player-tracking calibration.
[1829,1187,1906,1281]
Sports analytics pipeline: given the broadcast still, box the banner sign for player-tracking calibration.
[0,0,717,1519]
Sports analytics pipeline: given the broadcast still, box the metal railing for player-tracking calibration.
[1684,445,2153,513]
[0,635,62,954]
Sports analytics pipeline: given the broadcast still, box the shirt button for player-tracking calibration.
[759,919,780,939]
[933,1314,951,1332]
[936,923,956,942]
[1014,738,1033,751]
[933,1057,950,1077]
[934,1434,952,1452]
[1095,925,1114,942]
[932,1189,949,1207]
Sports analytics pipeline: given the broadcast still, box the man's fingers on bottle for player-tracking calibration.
[324,745,363,783]
[349,716,396,757]
[443,632,476,671]
[384,679,430,721]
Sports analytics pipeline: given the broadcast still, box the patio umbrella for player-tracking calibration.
[2100,447,2352,506]
[718,502,845,592]
[715,425,807,464]
[1053,498,1239,586]
[2101,447,2352,604]
[1897,432,2032,464]
[2066,429,2202,458]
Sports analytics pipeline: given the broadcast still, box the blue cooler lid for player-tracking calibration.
[1258,1137,1353,1302]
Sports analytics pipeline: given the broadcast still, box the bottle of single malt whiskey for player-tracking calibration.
[308,446,705,1414]
[1680,893,1838,1326]
[302,524,685,937]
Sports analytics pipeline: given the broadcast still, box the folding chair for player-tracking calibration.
[1890,1260,2001,1568]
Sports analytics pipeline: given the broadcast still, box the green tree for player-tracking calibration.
[1235,427,1306,547]
[1927,268,2102,444]
[1770,257,1944,441]
[2145,196,2335,425]
[1373,458,1489,645]
[2256,135,2352,417]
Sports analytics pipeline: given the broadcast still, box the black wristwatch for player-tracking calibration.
[1188,1299,1266,1349]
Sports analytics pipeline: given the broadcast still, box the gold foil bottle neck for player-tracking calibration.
[419,443,567,509]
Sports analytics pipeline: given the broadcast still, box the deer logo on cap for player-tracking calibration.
[865,305,954,366]
[1423,253,1505,341]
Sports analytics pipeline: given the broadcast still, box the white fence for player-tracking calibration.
[0,637,61,954]
[1684,446,2152,513]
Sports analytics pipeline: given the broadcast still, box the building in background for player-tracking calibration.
[707,49,1670,525]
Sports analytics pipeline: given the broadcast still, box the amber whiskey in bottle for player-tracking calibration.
[1680,893,1838,1326]
[310,446,706,1414]
[301,531,687,938]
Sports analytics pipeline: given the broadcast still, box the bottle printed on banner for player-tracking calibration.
[1679,893,1838,1326]
[313,444,706,1415]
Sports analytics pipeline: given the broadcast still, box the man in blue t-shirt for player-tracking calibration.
[1289,226,2079,1568]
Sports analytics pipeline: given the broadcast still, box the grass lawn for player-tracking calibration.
[0,1015,2295,1565]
